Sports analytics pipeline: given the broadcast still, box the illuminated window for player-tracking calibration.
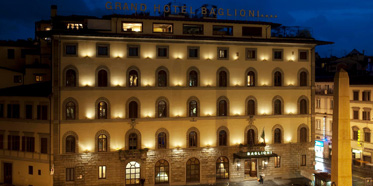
[65,135,75,153]
[157,100,167,118]
[301,155,306,166]
[216,157,229,179]
[98,165,106,179]
[66,168,74,181]
[66,69,76,87]
[157,70,167,87]
[273,49,283,60]
[217,47,229,59]
[122,22,142,32]
[218,70,228,87]
[247,71,255,86]
[300,71,307,86]
[300,99,307,114]
[156,46,168,58]
[128,70,139,87]
[299,50,308,61]
[213,25,233,36]
[188,100,198,117]
[67,23,83,30]
[155,159,169,184]
[274,71,282,86]
[242,26,262,37]
[186,158,200,182]
[97,44,109,57]
[183,24,203,34]
[157,132,167,149]
[274,156,281,168]
[35,74,46,82]
[64,44,77,56]
[129,133,138,150]
[247,100,255,115]
[189,131,197,148]
[188,70,198,87]
[300,127,307,143]
[98,134,107,152]
[97,69,108,87]
[246,48,257,60]
[247,129,255,145]
[128,101,138,118]
[125,161,140,185]
[153,23,173,33]
[66,102,76,120]
[128,45,140,57]
[274,99,282,115]
[274,128,282,144]
[218,100,228,116]
[218,130,227,146]
[97,101,107,119]
[188,46,199,59]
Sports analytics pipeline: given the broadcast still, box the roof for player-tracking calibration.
[316,75,373,85]
[0,40,37,47]
[0,82,51,97]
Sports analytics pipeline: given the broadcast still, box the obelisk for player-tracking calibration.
[331,69,352,186]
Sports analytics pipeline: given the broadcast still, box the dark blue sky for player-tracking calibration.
[1,0,373,57]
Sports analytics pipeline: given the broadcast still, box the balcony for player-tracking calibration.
[272,26,313,39]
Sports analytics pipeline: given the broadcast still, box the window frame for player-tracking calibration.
[127,44,140,58]
[96,44,110,57]
[155,159,169,184]
[156,45,169,59]
[152,22,174,34]
[122,22,143,33]
[63,43,78,57]
[98,165,106,179]
[301,155,306,166]
[298,50,309,61]
[125,161,141,185]
[272,49,284,61]
[216,156,229,180]
[187,46,200,59]
[353,90,360,101]
[245,48,257,61]
[217,47,229,60]
[183,24,204,35]
[212,25,233,36]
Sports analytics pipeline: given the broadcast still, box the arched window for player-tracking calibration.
[300,99,307,114]
[65,135,76,153]
[129,101,138,118]
[97,101,107,119]
[274,71,282,86]
[186,158,200,183]
[300,127,307,143]
[247,100,255,115]
[218,100,227,116]
[218,130,227,146]
[125,161,140,185]
[247,129,255,146]
[300,71,307,86]
[189,131,197,148]
[218,71,227,87]
[129,70,139,87]
[274,128,282,144]
[216,157,229,180]
[98,69,108,87]
[364,128,371,143]
[189,100,198,117]
[157,70,167,87]
[98,134,107,152]
[66,101,76,120]
[247,71,255,86]
[66,69,76,87]
[274,99,282,115]
[189,70,198,87]
[158,132,167,149]
[157,100,167,118]
[155,160,169,184]
[129,133,138,150]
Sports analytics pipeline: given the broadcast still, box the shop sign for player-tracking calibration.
[247,151,272,156]
[315,140,324,147]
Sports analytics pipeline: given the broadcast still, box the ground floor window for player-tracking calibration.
[126,161,140,185]
[216,156,229,179]
[186,158,200,183]
[155,159,169,184]
[98,165,106,179]
[274,156,281,168]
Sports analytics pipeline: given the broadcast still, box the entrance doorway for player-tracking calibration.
[4,163,12,184]
[244,159,257,179]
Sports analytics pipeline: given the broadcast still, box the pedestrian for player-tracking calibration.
[259,175,264,184]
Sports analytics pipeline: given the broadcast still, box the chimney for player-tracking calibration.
[51,5,57,18]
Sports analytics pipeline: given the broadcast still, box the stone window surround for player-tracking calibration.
[95,66,110,87]
[216,126,230,146]
[154,128,170,149]
[155,97,170,118]
[62,65,79,87]
[62,97,79,120]
[216,67,230,87]
[155,66,169,87]
[186,127,200,148]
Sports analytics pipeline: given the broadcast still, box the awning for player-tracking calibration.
[233,151,278,159]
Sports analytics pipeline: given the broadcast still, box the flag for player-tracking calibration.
[261,128,265,143]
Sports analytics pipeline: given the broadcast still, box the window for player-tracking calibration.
[98,134,107,152]
[97,69,108,87]
[8,135,20,150]
[129,133,138,150]
[353,110,359,120]
[218,70,228,87]
[29,166,33,175]
[65,44,77,56]
[158,132,167,149]
[125,161,140,185]
[65,135,75,153]
[183,24,203,35]
[122,22,142,32]
[353,91,359,101]
[128,101,138,118]
[363,111,371,120]
[156,46,168,58]
[38,170,41,175]
[22,136,35,152]
[66,168,74,181]
[157,100,167,118]
[362,91,371,101]
[330,100,334,109]
[216,157,229,179]
[66,69,76,87]
[218,100,227,116]
[274,128,282,144]
[365,129,371,143]
[25,105,32,119]
[186,158,200,182]
[37,105,48,120]
[316,120,321,130]
[218,130,227,146]
[97,44,109,57]
[40,137,48,154]
[273,49,283,60]
[67,23,83,30]
[213,25,233,36]
[246,48,257,60]
[153,23,173,33]
[128,70,139,87]
[97,102,107,119]
[7,49,15,59]
[155,160,169,184]
[247,100,255,115]
[316,99,321,108]
[274,99,282,115]
[300,127,307,143]
[300,71,307,86]
[66,102,76,120]
[189,131,197,147]
[247,71,255,86]
[188,47,199,59]
[189,100,198,117]
[274,71,282,86]
[217,47,229,59]
[300,99,307,114]
[35,74,46,82]
[7,104,20,118]
[299,50,308,61]
[188,70,198,87]
[0,104,3,118]
[14,75,22,83]
[157,70,167,87]
[128,45,140,57]
[98,165,106,179]
[247,129,255,146]
[301,155,306,166]
[274,156,281,168]
[242,26,262,37]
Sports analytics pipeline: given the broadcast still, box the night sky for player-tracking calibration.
[1,0,373,57]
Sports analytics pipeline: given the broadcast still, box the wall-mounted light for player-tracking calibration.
[236,159,241,171]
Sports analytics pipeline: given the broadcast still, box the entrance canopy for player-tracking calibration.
[233,151,278,159]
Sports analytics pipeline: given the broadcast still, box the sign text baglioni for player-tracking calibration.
[247,151,273,156]
[105,2,277,18]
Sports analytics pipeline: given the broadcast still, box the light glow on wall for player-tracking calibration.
[142,80,154,87]
[86,112,94,119]
[204,54,213,60]
[173,53,183,59]
[286,106,296,114]
[261,56,268,61]
[144,143,154,149]
[287,137,292,143]
[115,113,123,119]
[82,80,94,87]
[288,56,295,62]
[144,53,154,59]
[173,81,183,86]
[81,50,94,58]
[204,81,212,87]
[261,80,269,86]
[233,80,241,86]
[260,109,269,115]
[233,139,241,145]
[112,80,124,87]
[79,144,93,153]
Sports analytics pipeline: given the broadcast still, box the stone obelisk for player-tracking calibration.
[331,69,352,186]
